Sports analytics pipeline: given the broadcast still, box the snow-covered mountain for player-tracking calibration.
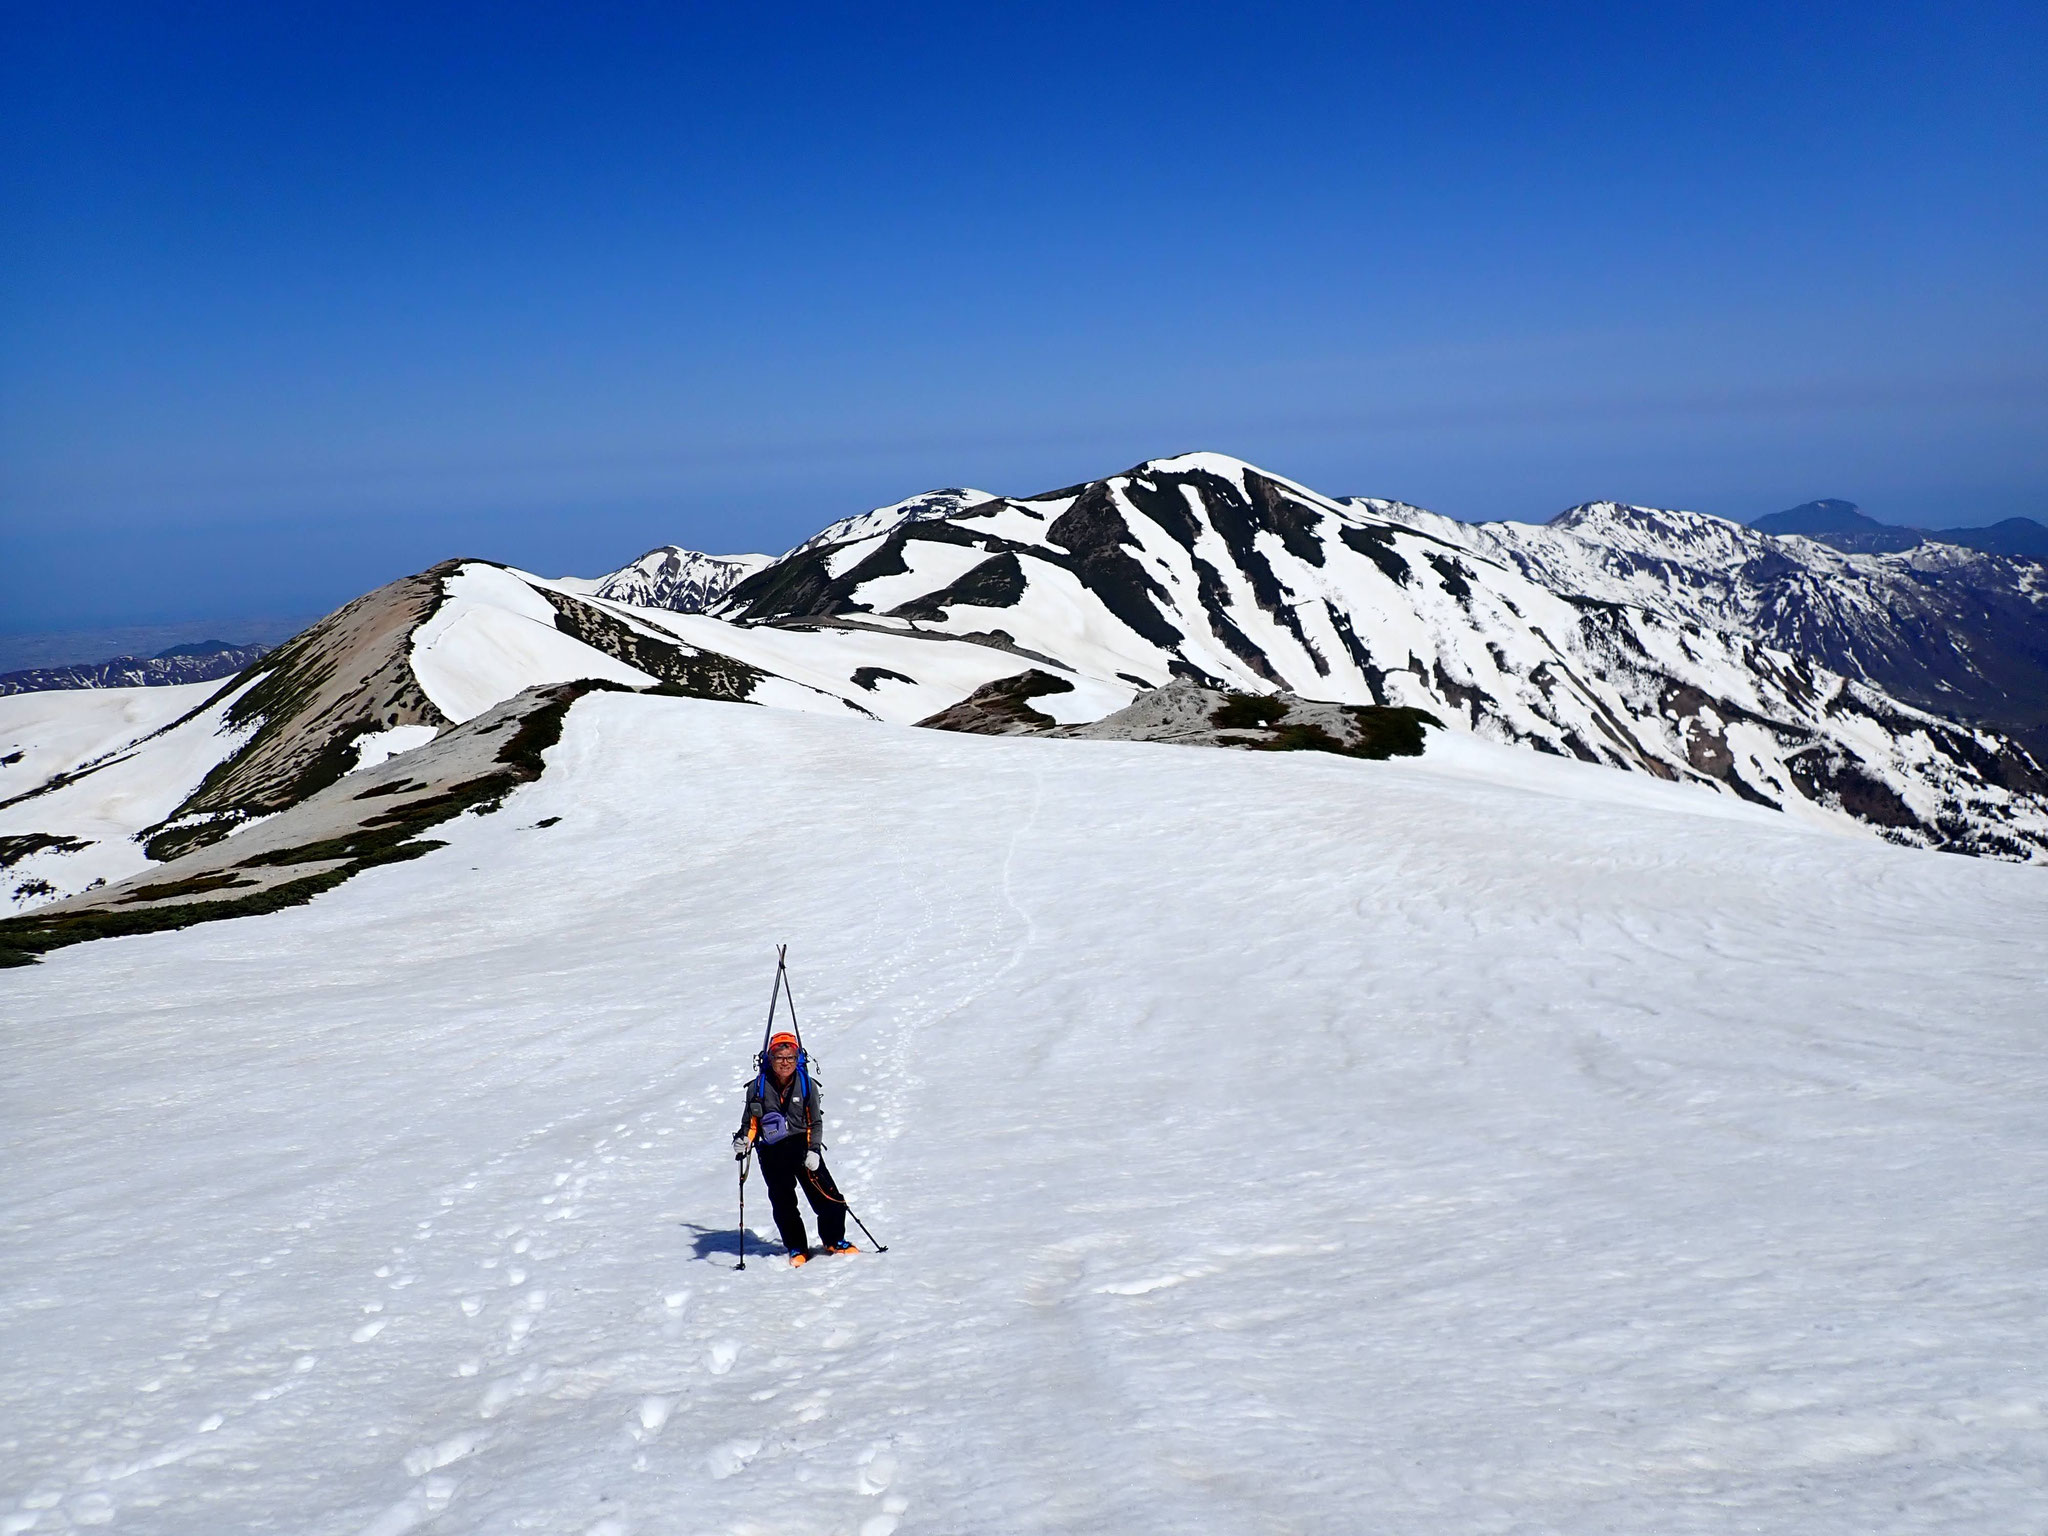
[1375,497,2048,759]
[698,453,2047,856]
[584,547,774,613]
[0,641,270,695]
[7,453,2048,956]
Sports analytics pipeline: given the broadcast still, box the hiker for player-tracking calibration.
[732,1030,854,1265]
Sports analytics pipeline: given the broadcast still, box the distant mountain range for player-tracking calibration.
[1750,499,2048,558]
[0,640,270,696]
[8,449,2048,964]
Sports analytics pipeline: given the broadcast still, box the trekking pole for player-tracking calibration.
[839,1197,889,1254]
[736,1150,749,1271]
[808,1159,890,1253]
[735,1122,758,1271]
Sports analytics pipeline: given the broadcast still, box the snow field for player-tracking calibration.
[3,694,2046,1534]
[0,681,255,911]
[0,684,215,797]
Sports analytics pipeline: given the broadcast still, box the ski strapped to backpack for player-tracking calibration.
[750,945,816,1118]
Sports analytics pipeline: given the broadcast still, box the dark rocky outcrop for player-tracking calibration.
[915,670,1076,734]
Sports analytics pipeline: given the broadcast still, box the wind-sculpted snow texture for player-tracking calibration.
[3,694,2045,1534]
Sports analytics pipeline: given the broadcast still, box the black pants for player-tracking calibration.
[756,1139,846,1254]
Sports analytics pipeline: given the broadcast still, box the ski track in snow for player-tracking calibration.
[3,695,2047,1534]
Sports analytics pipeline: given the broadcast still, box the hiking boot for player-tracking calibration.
[825,1240,858,1255]
[787,1251,811,1267]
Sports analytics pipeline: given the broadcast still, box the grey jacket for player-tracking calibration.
[739,1070,824,1152]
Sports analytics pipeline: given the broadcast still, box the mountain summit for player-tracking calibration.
[6,451,2048,961]
[1750,499,2048,559]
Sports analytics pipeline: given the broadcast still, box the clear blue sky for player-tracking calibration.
[4,1,2045,630]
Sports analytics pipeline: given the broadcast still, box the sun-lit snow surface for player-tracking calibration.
[5,694,2046,1535]
[0,681,254,911]
[411,565,656,723]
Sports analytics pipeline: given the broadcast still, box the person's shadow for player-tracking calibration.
[684,1222,781,1265]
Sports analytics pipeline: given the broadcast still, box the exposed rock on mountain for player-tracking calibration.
[788,488,996,556]
[920,672,1442,759]
[1068,684,1440,759]
[138,565,457,861]
[704,454,2048,857]
[914,669,1078,734]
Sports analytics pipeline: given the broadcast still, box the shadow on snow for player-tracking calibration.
[684,1222,783,1263]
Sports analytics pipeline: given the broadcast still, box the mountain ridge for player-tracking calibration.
[1750,498,2048,558]
[7,451,2048,955]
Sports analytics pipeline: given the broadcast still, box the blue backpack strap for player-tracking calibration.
[797,1051,820,1142]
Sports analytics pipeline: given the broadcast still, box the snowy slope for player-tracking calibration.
[0,682,257,912]
[3,693,2045,1534]
[412,565,659,722]
[0,683,218,801]
[788,488,997,556]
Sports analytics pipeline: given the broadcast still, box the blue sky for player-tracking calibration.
[4,1,2045,630]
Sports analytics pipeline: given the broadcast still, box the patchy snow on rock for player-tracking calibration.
[350,724,441,773]
[789,488,996,556]
[0,681,258,911]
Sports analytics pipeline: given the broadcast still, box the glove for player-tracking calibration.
[804,1150,821,1172]
[733,1132,751,1161]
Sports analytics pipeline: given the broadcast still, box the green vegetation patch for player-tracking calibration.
[1210,693,1289,730]
[542,590,768,702]
[1339,704,1442,759]
[0,832,91,869]
[1230,701,1442,761]
[120,870,259,903]
[851,666,916,691]
[0,866,365,970]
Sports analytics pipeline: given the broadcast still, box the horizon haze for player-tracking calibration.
[5,3,2044,632]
